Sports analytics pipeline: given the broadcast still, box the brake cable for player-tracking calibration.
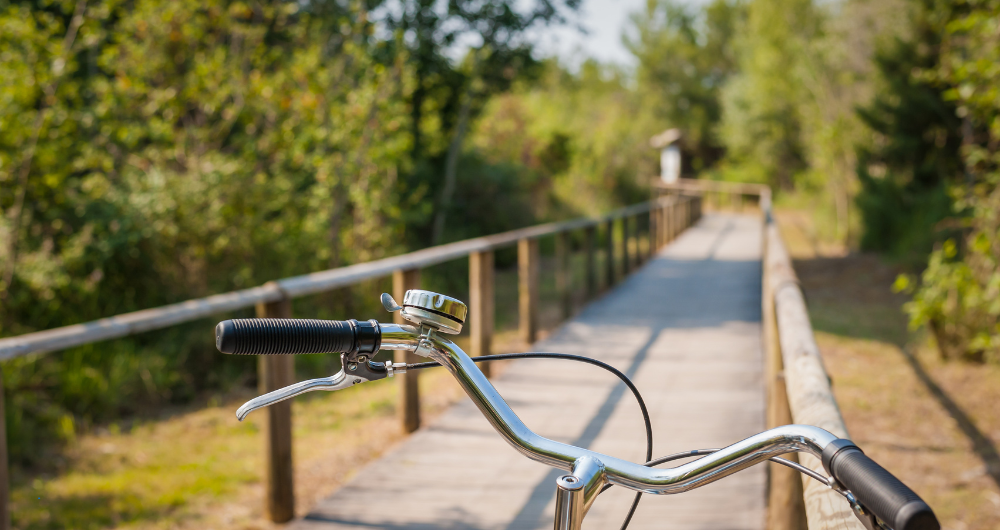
[407,352,651,530]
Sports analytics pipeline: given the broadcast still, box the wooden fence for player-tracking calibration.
[0,193,703,527]
[660,179,863,530]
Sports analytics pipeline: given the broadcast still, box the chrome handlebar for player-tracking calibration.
[237,319,840,496]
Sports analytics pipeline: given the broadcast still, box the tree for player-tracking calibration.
[627,0,744,172]
[719,0,819,189]
[903,0,1000,362]
[381,0,581,244]
[854,0,963,259]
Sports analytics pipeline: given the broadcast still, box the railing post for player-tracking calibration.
[670,199,681,241]
[631,214,639,265]
[256,297,295,523]
[469,251,494,377]
[641,213,649,262]
[393,268,421,432]
[661,203,669,247]
[585,226,596,298]
[636,214,644,264]
[620,217,630,275]
[518,238,539,345]
[649,205,658,255]
[661,203,670,247]
[604,220,615,288]
[0,366,8,530]
[555,231,571,320]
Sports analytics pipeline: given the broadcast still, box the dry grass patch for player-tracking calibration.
[14,367,465,530]
[778,210,1000,530]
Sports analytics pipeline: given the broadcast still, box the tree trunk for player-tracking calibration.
[431,70,477,245]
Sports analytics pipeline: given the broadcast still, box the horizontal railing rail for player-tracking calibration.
[0,201,661,361]
[0,193,703,527]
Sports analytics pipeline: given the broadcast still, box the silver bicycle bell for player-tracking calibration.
[381,289,467,334]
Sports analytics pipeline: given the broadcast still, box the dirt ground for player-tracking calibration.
[778,211,1000,530]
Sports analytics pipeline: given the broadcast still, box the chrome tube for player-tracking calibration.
[378,323,420,350]
[553,475,584,530]
[382,328,840,495]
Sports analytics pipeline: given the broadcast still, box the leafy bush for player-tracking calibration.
[898,0,1000,363]
[0,0,647,466]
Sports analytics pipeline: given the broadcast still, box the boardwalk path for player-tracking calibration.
[292,213,765,530]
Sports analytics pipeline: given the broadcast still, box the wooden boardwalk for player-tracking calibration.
[291,213,765,530]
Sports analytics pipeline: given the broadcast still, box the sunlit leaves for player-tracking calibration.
[905,0,1000,363]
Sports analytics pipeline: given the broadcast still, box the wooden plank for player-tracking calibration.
[518,238,540,345]
[256,298,295,523]
[394,269,422,433]
[555,232,571,320]
[766,223,863,530]
[584,226,596,298]
[469,251,494,378]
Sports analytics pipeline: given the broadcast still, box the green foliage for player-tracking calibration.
[856,173,955,263]
[628,0,744,171]
[0,0,595,466]
[854,0,964,260]
[901,0,1000,363]
[717,0,908,244]
[719,0,817,188]
[470,61,657,218]
[0,0,419,464]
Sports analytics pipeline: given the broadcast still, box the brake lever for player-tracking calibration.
[236,354,395,421]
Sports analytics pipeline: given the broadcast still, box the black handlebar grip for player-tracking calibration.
[215,318,380,355]
[823,440,939,530]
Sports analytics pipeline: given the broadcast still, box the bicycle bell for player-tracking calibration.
[381,289,467,334]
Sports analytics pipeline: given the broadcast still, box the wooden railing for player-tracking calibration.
[658,178,863,530]
[658,178,766,212]
[0,193,703,527]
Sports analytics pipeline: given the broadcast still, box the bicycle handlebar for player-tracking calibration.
[216,318,380,356]
[219,314,939,530]
[824,441,937,530]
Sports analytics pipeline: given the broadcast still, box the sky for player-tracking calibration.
[530,0,651,68]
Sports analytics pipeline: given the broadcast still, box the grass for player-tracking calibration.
[777,210,1000,530]
[13,367,466,530]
